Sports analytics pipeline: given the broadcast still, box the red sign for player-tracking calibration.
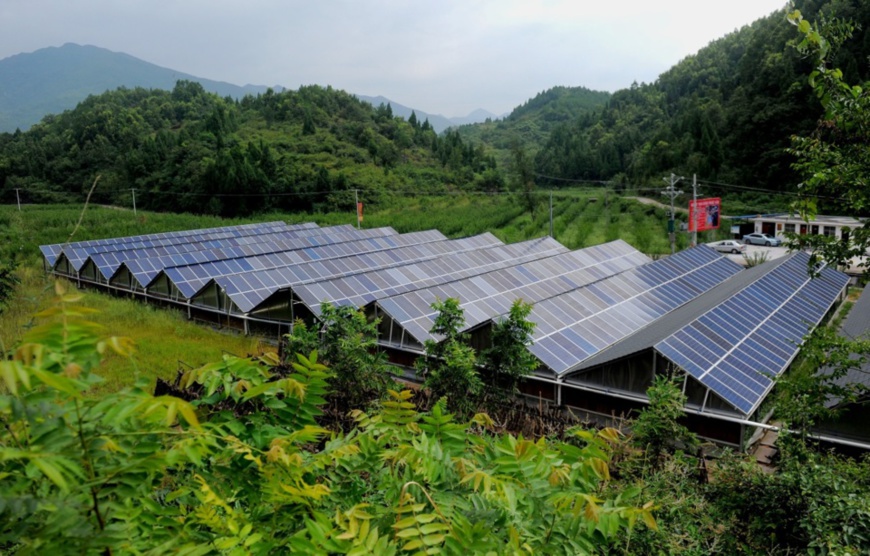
[688,198,720,232]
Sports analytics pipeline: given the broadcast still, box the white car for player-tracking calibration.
[742,233,782,246]
[708,240,747,254]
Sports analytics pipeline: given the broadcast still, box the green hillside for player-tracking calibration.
[529,0,870,195]
[0,82,499,217]
[454,86,611,168]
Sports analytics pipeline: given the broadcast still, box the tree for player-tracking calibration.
[631,375,698,472]
[480,299,538,400]
[416,298,483,416]
[786,9,870,273]
[284,302,394,412]
[509,140,537,212]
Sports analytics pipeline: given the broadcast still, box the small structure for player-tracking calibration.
[749,214,865,242]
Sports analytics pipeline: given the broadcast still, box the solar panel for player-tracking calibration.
[377,240,651,345]
[41,221,303,268]
[88,224,361,284]
[528,246,743,376]
[654,251,849,415]
[165,229,456,299]
[293,236,570,316]
[53,221,305,272]
[211,233,505,313]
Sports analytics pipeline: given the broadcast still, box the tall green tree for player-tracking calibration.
[416,298,482,416]
[787,8,870,271]
[480,299,538,399]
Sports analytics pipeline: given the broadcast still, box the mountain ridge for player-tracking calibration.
[0,43,497,133]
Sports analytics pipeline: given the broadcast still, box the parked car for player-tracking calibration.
[742,233,782,246]
[708,240,747,254]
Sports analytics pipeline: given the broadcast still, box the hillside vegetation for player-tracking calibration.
[529,0,870,196]
[0,82,500,217]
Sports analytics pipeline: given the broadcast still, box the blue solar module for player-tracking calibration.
[654,252,850,415]
[52,222,304,272]
[165,229,451,299]
[376,240,652,346]
[87,224,361,284]
[293,236,570,316]
[212,233,505,313]
[528,246,743,376]
[40,220,302,267]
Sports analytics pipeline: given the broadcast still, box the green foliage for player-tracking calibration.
[0,82,497,217]
[776,325,870,460]
[0,291,651,553]
[416,298,483,416]
[527,1,870,193]
[786,7,870,272]
[455,85,612,169]
[631,375,698,472]
[0,262,18,313]
[480,299,538,399]
[311,302,395,412]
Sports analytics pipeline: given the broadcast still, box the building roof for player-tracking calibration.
[749,214,866,227]
[823,284,870,407]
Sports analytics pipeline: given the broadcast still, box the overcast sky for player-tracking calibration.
[2,0,788,117]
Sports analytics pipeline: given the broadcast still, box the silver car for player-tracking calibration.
[708,240,747,254]
[742,233,782,246]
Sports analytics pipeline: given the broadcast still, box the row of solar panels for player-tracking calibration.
[41,221,849,418]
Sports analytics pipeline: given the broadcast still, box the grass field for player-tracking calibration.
[0,190,732,391]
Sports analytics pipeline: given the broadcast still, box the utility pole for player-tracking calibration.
[692,174,698,247]
[661,173,683,255]
[14,188,21,211]
[130,188,137,216]
[549,190,553,238]
[354,189,360,229]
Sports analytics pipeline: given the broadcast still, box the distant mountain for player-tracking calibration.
[0,43,283,132]
[355,95,499,133]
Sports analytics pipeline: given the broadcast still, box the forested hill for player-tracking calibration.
[455,86,612,168]
[0,82,500,217]
[529,0,870,192]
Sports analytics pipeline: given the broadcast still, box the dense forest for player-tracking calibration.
[0,82,500,217]
[530,0,870,194]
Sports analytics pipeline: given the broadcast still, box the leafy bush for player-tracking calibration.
[0,283,654,554]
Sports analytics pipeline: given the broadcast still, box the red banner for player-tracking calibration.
[688,198,720,232]
[357,202,363,222]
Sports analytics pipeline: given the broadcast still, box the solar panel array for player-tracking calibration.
[109,225,390,289]
[529,246,743,376]
[40,221,300,267]
[91,225,358,283]
[165,229,447,299]
[655,251,849,415]
[293,236,570,316]
[213,233,505,313]
[376,240,651,345]
[54,222,302,272]
[41,220,855,427]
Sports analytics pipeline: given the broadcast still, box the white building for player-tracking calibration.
[749,214,865,242]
